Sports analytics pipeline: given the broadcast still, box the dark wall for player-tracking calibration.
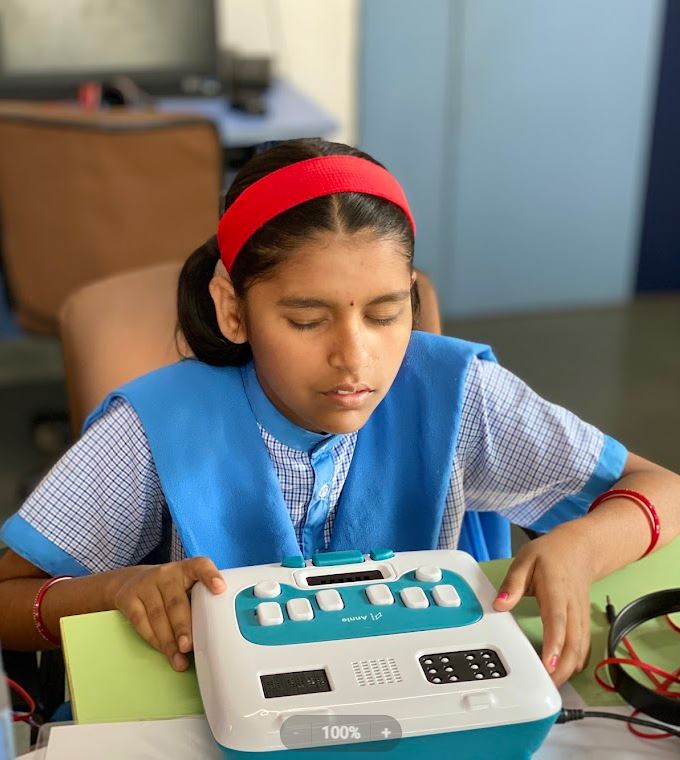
[637,2,680,292]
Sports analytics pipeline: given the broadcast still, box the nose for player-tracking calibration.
[327,320,371,375]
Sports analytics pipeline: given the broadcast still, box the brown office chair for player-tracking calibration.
[0,102,222,334]
[59,262,442,435]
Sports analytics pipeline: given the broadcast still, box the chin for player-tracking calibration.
[316,411,372,436]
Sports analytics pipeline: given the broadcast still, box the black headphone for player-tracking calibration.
[606,588,680,726]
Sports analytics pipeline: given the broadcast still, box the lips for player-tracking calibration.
[326,384,372,395]
[322,384,374,409]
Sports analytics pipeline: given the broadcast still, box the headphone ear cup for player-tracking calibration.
[607,588,680,727]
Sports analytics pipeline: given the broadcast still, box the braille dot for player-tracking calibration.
[444,667,453,672]
[471,664,479,670]
[486,663,495,668]
[482,653,491,659]
[492,672,500,678]
[449,675,458,681]
[424,659,433,665]
[428,668,436,674]
[433,678,441,683]
[440,657,449,663]
[475,673,484,679]
[466,655,474,660]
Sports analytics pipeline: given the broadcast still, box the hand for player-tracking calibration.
[110,557,226,671]
[492,528,594,686]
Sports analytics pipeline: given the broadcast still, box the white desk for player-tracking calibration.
[17,686,678,760]
[156,79,338,149]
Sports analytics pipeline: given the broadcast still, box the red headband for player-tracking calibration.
[217,155,416,272]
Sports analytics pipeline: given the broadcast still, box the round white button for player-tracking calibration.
[318,484,330,498]
[254,580,281,599]
[416,565,442,583]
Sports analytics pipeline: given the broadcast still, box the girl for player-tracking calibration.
[1,139,679,690]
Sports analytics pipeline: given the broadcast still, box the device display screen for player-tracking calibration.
[261,669,331,699]
[306,570,384,587]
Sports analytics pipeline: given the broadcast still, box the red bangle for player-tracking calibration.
[32,576,72,646]
[588,488,660,559]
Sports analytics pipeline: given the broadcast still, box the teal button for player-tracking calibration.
[369,548,395,561]
[312,550,365,567]
[281,555,306,568]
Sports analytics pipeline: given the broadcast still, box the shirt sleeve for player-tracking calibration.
[455,357,628,532]
[0,397,168,575]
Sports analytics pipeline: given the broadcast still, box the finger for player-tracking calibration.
[120,596,161,652]
[576,593,592,673]
[492,554,535,612]
[141,586,188,671]
[551,600,584,686]
[158,576,193,654]
[535,583,568,676]
[182,556,226,594]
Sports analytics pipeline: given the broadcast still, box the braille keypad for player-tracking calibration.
[237,567,483,645]
[419,649,507,684]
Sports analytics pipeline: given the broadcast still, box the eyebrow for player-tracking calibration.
[277,290,411,309]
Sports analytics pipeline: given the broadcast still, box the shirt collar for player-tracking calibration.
[240,361,344,455]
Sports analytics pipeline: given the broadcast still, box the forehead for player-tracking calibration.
[263,230,411,294]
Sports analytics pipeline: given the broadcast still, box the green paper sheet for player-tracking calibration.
[482,537,680,706]
[60,538,680,723]
[60,610,203,723]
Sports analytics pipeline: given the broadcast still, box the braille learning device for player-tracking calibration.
[192,549,561,759]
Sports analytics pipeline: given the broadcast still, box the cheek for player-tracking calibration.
[248,322,314,383]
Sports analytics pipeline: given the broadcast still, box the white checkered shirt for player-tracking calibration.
[16,358,609,573]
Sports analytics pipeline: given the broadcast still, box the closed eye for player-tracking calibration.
[287,319,324,331]
[368,316,399,326]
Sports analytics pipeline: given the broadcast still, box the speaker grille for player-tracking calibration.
[351,658,402,687]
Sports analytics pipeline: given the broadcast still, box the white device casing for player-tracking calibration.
[192,550,561,752]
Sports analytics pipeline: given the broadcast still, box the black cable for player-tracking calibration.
[557,708,680,738]
[605,595,616,625]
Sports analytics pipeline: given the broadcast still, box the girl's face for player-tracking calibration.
[242,230,414,434]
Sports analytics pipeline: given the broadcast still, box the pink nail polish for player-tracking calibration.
[549,655,559,670]
[496,592,509,601]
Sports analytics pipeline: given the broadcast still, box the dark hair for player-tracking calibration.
[177,138,419,366]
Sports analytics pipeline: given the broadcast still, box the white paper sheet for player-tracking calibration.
[43,716,222,760]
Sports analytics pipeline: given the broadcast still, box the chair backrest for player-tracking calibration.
[59,260,187,436]
[0,102,221,334]
[59,263,443,435]
[415,270,442,335]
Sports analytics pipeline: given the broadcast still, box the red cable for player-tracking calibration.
[593,615,680,740]
[6,677,36,723]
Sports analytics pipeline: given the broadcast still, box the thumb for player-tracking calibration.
[492,555,534,612]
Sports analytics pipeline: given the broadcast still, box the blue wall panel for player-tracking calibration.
[359,0,453,281]
[360,0,664,317]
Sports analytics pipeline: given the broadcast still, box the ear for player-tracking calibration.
[209,275,248,344]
